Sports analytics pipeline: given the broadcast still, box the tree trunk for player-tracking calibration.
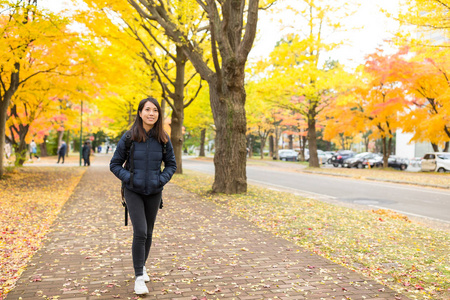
[199,128,206,157]
[170,109,183,174]
[288,134,293,149]
[169,47,186,174]
[66,130,70,157]
[128,100,134,126]
[364,136,369,152]
[0,100,9,176]
[57,130,64,150]
[40,135,48,157]
[307,118,319,167]
[209,81,247,194]
[127,0,259,194]
[298,135,304,161]
[11,123,30,166]
[13,141,28,166]
[444,141,449,152]
[388,137,393,157]
[0,64,20,178]
[260,135,267,160]
[431,143,440,152]
[339,134,345,150]
[160,98,165,124]
[273,127,280,160]
[269,135,274,158]
[382,137,388,168]
[299,135,307,161]
[247,135,253,158]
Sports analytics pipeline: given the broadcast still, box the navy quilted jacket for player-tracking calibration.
[110,132,177,195]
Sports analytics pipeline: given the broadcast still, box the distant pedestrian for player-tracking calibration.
[4,142,11,159]
[97,145,102,153]
[110,97,176,295]
[57,141,67,164]
[29,139,40,161]
[82,141,91,166]
[106,145,110,154]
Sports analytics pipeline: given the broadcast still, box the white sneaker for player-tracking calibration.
[142,266,150,282]
[134,276,149,295]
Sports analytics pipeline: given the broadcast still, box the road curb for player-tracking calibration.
[302,170,353,178]
[303,170,450,189]
[365,177,450,189]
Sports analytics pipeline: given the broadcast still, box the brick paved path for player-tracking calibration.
[6,156,407,300]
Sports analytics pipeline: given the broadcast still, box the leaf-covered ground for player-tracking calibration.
[0,167,86,298]
[171,170,450,300]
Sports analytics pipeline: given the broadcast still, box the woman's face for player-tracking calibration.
[139,101,159,130]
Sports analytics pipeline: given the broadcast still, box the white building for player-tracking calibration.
[396,129,435,159]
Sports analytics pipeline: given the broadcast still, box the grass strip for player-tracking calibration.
[304,167,450,188]
[172,170,450,300]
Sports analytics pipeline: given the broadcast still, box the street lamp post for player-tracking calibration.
[79,99,83,166]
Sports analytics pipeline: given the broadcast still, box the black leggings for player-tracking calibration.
[124,187,161,277]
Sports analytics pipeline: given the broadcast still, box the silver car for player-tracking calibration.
[278,149,299,161]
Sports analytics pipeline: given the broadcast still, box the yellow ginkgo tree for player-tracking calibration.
[0,0,86,175]
[400,49,450,152]
[254,0,358,167]
[127,0,267,193]
[245,79,275,159]
[183,86,214,157]
[74,0,206,173]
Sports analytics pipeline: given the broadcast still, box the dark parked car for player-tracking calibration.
[363,154,383,168]
[387,156,409,170]
[343,152,377,169]
[367,155,408,170]
[330,150,355,167]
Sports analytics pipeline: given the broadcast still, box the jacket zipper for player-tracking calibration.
[145,139,149,194]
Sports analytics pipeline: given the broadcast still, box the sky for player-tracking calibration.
[41,0,401,69]
[251,0,401,68]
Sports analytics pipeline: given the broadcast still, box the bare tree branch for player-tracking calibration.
[184,79,203,108]
[151,60,176,111]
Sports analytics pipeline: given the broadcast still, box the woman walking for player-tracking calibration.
[29,139,40,160]
[110,97,176,295]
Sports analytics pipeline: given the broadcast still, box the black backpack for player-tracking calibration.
[121,130,166,226]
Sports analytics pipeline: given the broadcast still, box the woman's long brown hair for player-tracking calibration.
[130,97,168,144]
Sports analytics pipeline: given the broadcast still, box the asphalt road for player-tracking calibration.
[182,157,450,224]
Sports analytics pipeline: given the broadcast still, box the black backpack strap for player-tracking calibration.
[124,131,135,189]
[121,130,134,226]
[159,140,167,210]
[120,182,128,226]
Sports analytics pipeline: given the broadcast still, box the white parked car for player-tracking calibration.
[323,151,335,163]
[294,148,309,161]
[278,149,299,161]
[421,152,450,173]
[316,150,328,164]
